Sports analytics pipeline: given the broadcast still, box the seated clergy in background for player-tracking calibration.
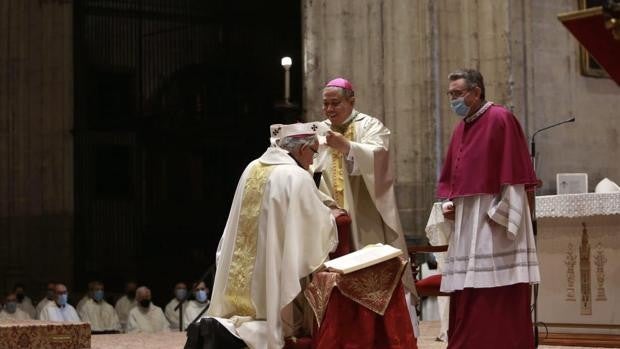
[115,280,138,332]
[126,286,170,333]
[76,281,96,314]
[35,281,56,319]
[13,283,37,318]
[182,281,209,330]
[0,292,32,320]
[164,281,188,331]
[205,122,339,349]
[78,281,121,333]
[39,283,81,322]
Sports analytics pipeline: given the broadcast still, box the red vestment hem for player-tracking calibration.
[448,283,534,349]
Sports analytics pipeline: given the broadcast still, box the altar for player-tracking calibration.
[535,192,620,344]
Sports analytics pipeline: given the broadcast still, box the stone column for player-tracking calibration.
[0,0,74,294]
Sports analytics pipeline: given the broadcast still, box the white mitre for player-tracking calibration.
[595,178,620,193]
[269,121,330,146]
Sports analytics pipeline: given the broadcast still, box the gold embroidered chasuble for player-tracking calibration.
[207,147,339,349]
[224,163,274,317]
[329,118,355,208]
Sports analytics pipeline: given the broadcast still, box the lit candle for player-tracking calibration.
[281,57,292,103]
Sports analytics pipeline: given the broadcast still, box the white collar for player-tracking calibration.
[465,101,493,123]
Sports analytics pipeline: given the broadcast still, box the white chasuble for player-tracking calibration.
[207,147,337,349]
[314,110,414,292]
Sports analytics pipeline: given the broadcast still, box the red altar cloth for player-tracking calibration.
[558,7,620,85]
[330,214,352,259]
[305,258,417,349]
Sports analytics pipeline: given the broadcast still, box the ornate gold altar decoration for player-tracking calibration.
[303,272,340,327]
[224,163,274,317]
[594,243,608,301]
[565,242,577,301]
[579,222,592,316]
[304,257,407,327]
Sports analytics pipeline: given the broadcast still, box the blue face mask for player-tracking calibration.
[175,288,187,301]
[93,290,104,302]
[195,290,208,303]
[57,294,68,307]
[5,301,17,314]
[450,97,470,118]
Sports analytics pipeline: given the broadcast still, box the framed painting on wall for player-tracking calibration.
[578,0,611,78]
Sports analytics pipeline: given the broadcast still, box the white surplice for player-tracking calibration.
[164,298,184,330]
[126,304,170,333]
[35,298,52,319]
[207,147,338,349]
[39,302,80,322]
[76,295,89,314]
[17,296,36,319]
[441,184,540,292]
[78,298,121,332]
[182,300,208,330]
[0,308,31,320]
[313,110,414,292]
[114,295,137,331]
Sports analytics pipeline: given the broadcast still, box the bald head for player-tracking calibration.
[136,286,152,309]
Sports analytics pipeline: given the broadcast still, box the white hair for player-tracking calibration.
[277,134,317,153]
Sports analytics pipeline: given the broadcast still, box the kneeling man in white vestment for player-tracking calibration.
[206,122,340,349]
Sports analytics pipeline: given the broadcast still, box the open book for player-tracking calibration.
[323,243,403,274]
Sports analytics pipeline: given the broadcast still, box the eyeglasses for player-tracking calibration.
[309,146,319,159]
[446,88,470,99]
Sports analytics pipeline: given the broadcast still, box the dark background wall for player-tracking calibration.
[1,0,303,307]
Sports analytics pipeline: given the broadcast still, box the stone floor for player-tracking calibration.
[418,321,610,349]
[88,321,610,348]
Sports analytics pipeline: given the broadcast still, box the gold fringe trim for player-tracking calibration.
[330,122,355,208]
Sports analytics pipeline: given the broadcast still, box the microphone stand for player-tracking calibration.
[530,116,576,170]
[529,116,575,348]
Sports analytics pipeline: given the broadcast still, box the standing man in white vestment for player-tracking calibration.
[313,78,417,326]
[126,286,170,333]
[0,293,32,320]
[78,281,121,333]
[206,123,339,349]
[182,281,209,330]
[115,280,138,332]
[39,283,81,322]
[13,284,37,318]
[164,281,188,330]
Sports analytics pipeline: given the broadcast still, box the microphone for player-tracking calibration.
[530,116,576,168]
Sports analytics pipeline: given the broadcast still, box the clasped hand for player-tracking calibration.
[325,131,351,154]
